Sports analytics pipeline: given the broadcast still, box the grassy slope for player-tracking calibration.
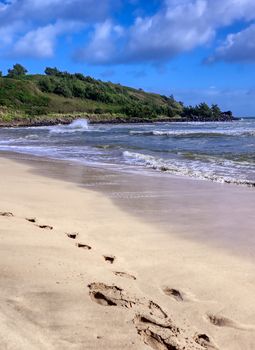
[0,73,234,125]
[0,74,183,124]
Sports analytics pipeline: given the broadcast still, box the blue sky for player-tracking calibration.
[0,0,255,116]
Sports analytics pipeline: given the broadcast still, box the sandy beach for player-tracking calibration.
[0,155,255,350]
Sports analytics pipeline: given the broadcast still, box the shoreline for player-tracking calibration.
[0,154,255,349]
[0,144,254,189]
[0,115,239,128]
[1,150,255,260]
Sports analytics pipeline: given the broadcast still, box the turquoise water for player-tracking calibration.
[0,118,254,186]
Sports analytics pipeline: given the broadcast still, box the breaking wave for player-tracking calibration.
[0,118,254,187]
[49,118,89,134]
[129,130,255,137]
[123,151,255,187]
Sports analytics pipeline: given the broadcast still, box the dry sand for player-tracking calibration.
[0,156,255,350]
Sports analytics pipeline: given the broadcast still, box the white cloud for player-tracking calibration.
[126,0,214,62]
[0,21,23,47]
[77,0,255,64]
[0,0,112,23]
[1,0,255,63]
[12,21,83,58]
[0,0,112,58]
[207,24,255,63]
[75,20,124,64]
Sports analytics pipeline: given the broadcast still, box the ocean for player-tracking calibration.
[0,118,254,186]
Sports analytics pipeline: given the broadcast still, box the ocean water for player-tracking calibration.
[0,118,254,186]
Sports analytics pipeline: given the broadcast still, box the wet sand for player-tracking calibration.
[5,151,255,259]
[0,153,255,349]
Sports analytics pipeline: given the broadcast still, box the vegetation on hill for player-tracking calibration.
[0,64,234,126]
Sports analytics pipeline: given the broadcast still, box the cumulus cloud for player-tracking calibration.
[76,0,215,64]
[0,0,112,24]
[77,0,255,65]
[0,21,23,48]
[75,20,124,64]
[207,24,255,63]
[1,0,255,63]
[12,21,83,58]
[125,0,213,62]
[0,0,113,58]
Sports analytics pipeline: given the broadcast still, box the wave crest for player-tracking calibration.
[129,130,255,137]
[123,151,255,187]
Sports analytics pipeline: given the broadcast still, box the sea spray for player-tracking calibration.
[68,119,89,130]
[49,118,89,134]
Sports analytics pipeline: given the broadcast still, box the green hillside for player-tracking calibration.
[0,65,234,126]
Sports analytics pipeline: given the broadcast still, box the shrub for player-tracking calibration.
[54,83,72,98]
[7,64,28,78]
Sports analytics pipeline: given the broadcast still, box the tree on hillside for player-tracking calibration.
[169,94,175,103]
[224,110,233,117]
[211,104,221,119]
[7,64,28,77]
[197,102,213,119]
[74,73,85,80]
[45,67,60,76]
[0,71,2,77]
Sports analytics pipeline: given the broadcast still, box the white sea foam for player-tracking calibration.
[0,119,254,187]
[123,151,255,187]
[25,134,39,140]
[130,129,255,137]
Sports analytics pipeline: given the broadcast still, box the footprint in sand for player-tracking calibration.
[88,282,167,318]
[76,243,92,250]
[133,315,218,350]
[66,232,78,239]
[113,271,136,280]
[88,283,135,307]
[26,217,36,223]
[162,287,185,302]
[193,333,218,349]
[37,224,53,230]
[25,217,53,230]
[205,313,255,331]
[88,282,216,350]
[103,255,115,264]
[0,212,14,217]
[133,314,180,350]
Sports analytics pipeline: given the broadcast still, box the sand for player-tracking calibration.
[0,156,255,350]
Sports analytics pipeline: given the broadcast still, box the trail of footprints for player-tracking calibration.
[2,210,254,349]
[88,282,216,350]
